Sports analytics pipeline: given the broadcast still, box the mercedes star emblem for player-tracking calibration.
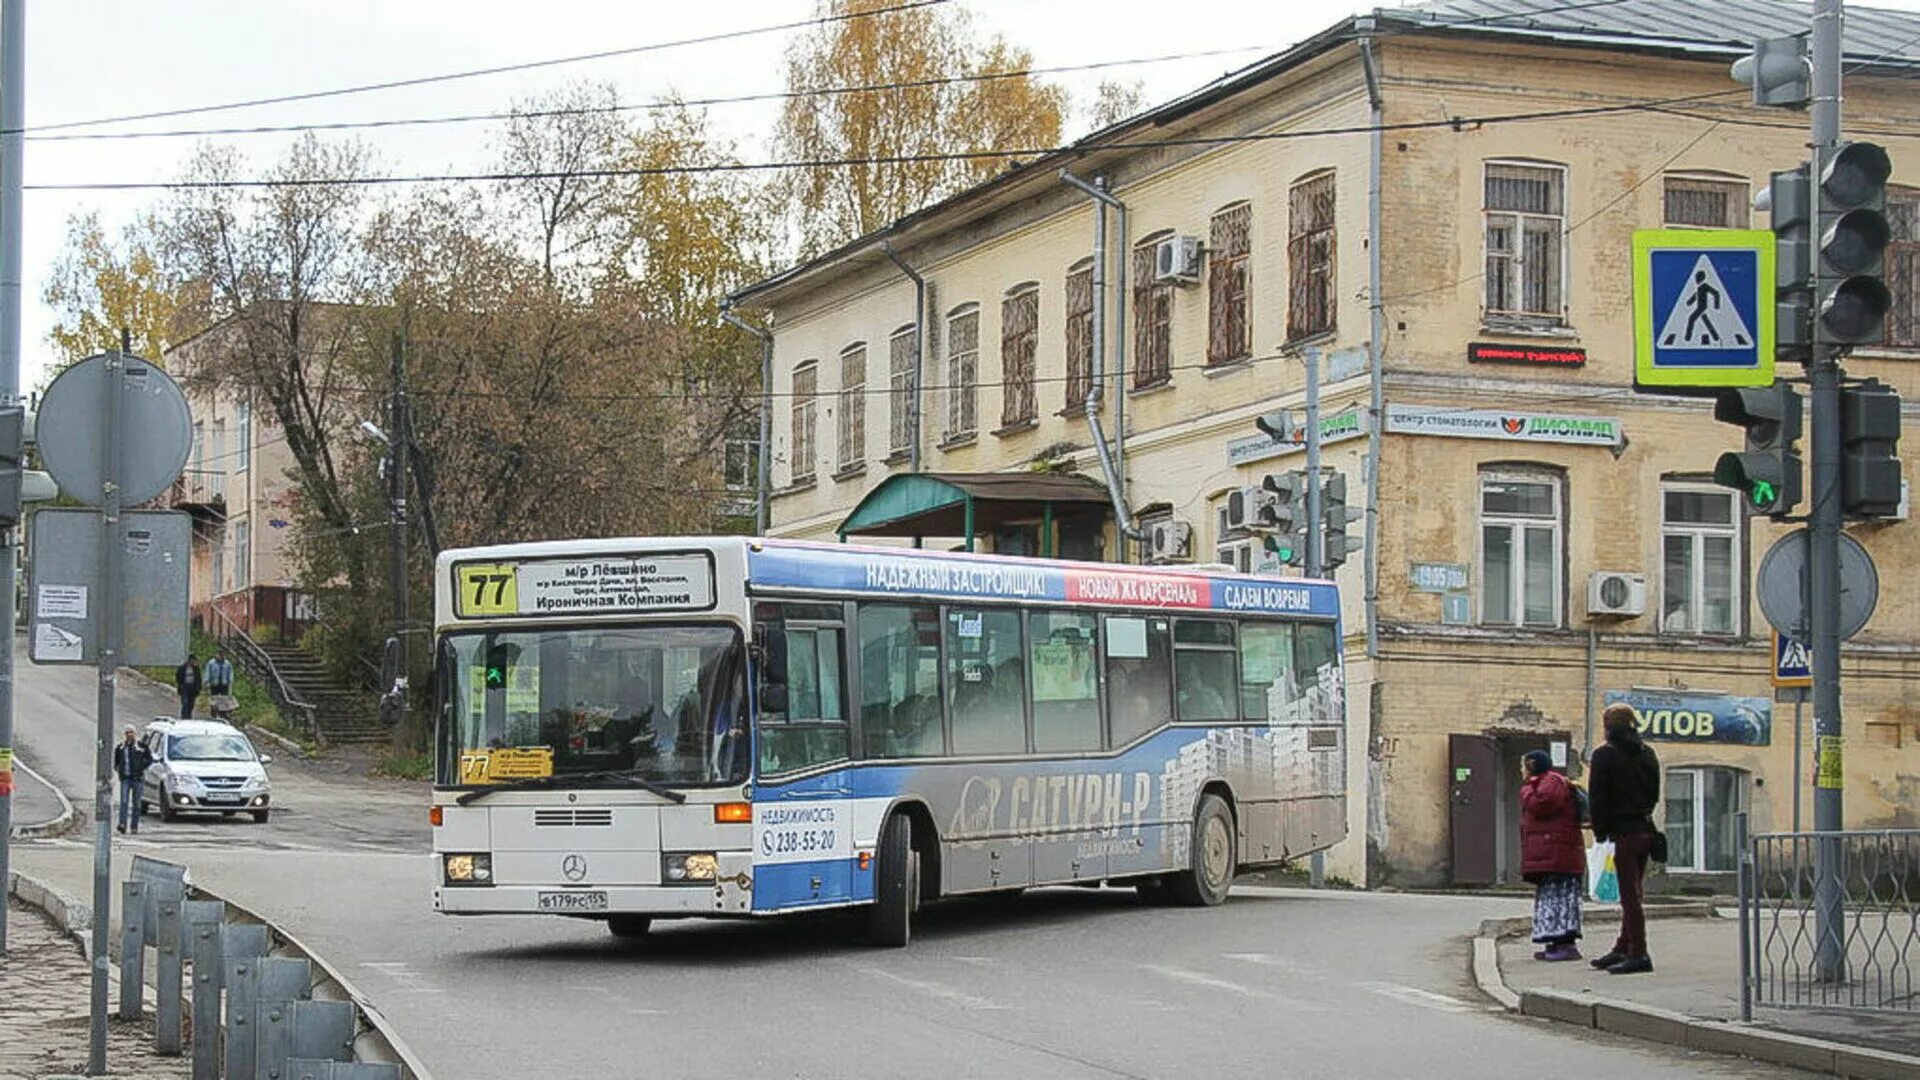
[561,854,588,882]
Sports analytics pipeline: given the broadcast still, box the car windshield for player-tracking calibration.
[435,624,748,789]
[169,734,255,762]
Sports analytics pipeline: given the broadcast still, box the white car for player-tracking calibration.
[140,718,273,824]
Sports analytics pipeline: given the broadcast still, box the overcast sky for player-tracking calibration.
[14,0,1920,391]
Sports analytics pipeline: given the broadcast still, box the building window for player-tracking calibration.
[1288,173,1336,340]
[1480,471,1561,627]
[1209,201,1252,362]
[945,305,978,441]
[1000,285,1038,429]
[233,518,250,589]
[836,344,866,474]
[1214,500,1255,573]
[1131,234,1172,388]
[1664,175,1750,229]
[724,428,758,492]
[1887,186,1918,348]
[211,418,227,482]
[1662,486,1739,635]
[888,325,916,458]
[191,420,205,485]
[1665,766,1745,873]
[790,362,817,485]
[1064,259,1093,412]
[1484,162,1567,324]
[235,402,251,474]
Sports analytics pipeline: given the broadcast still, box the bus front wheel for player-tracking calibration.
[1168,794,1236,907]
[607,915,652,938]
[866,813,919,947]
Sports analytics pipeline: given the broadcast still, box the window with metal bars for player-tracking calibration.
[1209,202,1252,362]
[945,306,979,441]
[1484,162,1566,323]
[1063,259,1093,412]
[1000,286,1038,429]
[1132,236,1172,388]
[1888,187,1918,348]
[1288,174,1336,340]
[837,344,866,474]
[790,362,817,485]
[1663,176,1750,229]
[888,326,916,457]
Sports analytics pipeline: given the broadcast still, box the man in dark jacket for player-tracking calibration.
[113,725,154,834]
[174,654,202,718]
[1588,702,1662,974]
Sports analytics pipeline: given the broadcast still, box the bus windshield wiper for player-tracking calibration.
[456,769,689,805]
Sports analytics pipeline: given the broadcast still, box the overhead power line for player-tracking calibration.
[17,0,953,135]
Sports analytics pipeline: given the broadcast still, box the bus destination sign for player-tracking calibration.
[454,553,715,618]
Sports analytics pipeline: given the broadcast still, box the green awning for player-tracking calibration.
[837,471,1112,548]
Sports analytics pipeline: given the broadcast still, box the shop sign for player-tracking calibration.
[1467,342,1587,367]
[1602,689,1772,746]
[1225,407,1368,467]
[1386,404,1622,448]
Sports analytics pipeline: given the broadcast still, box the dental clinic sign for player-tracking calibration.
[1386,404,1622,449]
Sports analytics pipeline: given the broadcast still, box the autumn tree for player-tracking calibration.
[774,0,1066,250]
[42,210,202,371]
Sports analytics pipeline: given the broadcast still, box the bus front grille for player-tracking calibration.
[532,809,614,828]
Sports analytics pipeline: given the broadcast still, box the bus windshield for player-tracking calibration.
[435,624,748,789]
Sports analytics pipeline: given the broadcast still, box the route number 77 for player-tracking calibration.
[456,564,519,615]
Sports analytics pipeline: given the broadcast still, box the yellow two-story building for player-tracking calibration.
[731,0,1920,887]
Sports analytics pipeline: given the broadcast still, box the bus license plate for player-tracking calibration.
[538,891,608,912]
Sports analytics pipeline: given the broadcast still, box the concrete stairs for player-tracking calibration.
[255,643,389,747]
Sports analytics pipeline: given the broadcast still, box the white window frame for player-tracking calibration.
[945,304,979,442]
[888,325,916,458]
[235,402,251,474]
[790,361,818,486]
[1660,484,1741,636]
[1664,766,1746,873]
[1478,470,1562,628]
[1663,172,1751,230]
[836,343,866,474]
[1483,160,1569,326]
[233,517,250,590]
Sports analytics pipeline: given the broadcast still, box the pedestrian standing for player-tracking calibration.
[205,651,234,697]
[174,652,202,718]
[1588,703,1662,975]
[1518,750,1584,961]
[112,725,153,834]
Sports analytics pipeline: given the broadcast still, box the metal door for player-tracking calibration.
[1449,734,1500,885]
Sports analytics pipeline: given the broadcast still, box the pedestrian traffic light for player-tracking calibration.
[1839,380,1903,518]
[1254,409,1297,442]
[1730,35,1811,108]
[1713,382,1803,517]
[1814,141,1893,345]
[0,406,23,528]
[1761,165,1814,361]
[1320,471,1362,573]
[1260,470,1307,567]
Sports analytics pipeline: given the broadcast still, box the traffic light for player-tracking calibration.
[1254,409,1297,442]
[1320,471,1362,573]
[1730,35,1810,107]
[1814,141,1893,345]
[1713,382,1803,516]
[0,406,22,528]
[1762,165,1814,360]
[1260,470,1307,567]
[1840,380,1903,518]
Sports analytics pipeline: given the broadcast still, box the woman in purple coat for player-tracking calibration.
[1519,750,1586,961]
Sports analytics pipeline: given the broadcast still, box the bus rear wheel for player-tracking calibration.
[607,916,652,938]
[1168,794,1236,907]
[865,812,919,948]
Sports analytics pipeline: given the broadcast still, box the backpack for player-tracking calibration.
[1571,781,1592,826]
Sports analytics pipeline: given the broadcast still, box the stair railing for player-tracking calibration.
[207,605,322,746]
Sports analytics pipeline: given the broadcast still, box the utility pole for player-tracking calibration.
[387,335,410,742]
[0,0,25,955]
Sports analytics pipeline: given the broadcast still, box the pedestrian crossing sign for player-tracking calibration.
[1632,229,1775,389]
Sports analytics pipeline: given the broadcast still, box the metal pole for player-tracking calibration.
[388,336,409,744]
[1736,810,1752,1022]
[1807,0,1846,984]
[1793,690,1804,834]
[1302,347,1325,888]
[90,346,126,1076]
[0,0,26,955]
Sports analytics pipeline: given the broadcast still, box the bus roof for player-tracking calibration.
[437,536,1339,621]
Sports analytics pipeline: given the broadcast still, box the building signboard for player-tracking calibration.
[1602,689,1772,746]
[1225,408,1367,468]
[1386,404,1622,448]
[1466,342,1587,367]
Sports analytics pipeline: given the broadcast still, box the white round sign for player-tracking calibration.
[36,353,194,507]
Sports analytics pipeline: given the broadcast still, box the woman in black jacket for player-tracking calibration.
[1587,703,1662,974]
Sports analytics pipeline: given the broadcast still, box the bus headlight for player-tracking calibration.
[444,853,493,884]
[662,853,718,883]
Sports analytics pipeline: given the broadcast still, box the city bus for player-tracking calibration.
[431,536,1347,945]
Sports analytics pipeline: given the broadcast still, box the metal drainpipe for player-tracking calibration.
[719,305,773,535]
[882,243,927,473]
[1060,169,1140,548]
[1359,18,1385,658]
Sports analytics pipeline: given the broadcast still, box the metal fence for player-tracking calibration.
[1737,816,1919,1019]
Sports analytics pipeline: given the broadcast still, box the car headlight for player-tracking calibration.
[444,853,493,885]
[172,774,204,791]
[663,852,718,883]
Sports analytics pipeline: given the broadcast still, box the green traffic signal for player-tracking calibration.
[1750,479,1779,512]
[485,665,506,689]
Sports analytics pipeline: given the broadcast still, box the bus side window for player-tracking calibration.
[946,607,1026,755]
[1173,619,1238,723]
[1030,611,1099,752]
[860,604,944,759]
[1104,614,1170,748]
[1239,622,1296,723]
[754,605,850,776]
[1294,622,1342,727]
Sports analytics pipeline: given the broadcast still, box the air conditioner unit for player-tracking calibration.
[1223,485,1275,533]
[1587,571,1647,619]
[1146,519,1194,564]
[1153,235,1203,285]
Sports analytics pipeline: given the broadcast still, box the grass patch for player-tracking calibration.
[135,629,315,752]
[373,750,433,781]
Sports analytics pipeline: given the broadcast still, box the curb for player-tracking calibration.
[245,723,315,761]
[9,755,81,840]
[5,867,93,958]
[1470,912,1920,1079]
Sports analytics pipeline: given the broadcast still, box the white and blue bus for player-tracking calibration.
[431,536,1346,945]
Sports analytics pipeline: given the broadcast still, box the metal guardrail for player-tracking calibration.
[1737,815,1919,1018]
[207,605,320,742]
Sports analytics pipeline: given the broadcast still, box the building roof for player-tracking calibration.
[731,0,1919,309]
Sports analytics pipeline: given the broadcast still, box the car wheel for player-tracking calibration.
[1166,794,1236,908]
[158,785,178,823]
[252,810,270,824]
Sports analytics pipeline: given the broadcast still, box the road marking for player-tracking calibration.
[1223,951,1317,975]
[360,962,447,994]
[1139,964,1322,1011]
[1360,981,1478,1014]
[852,964,1005,1011]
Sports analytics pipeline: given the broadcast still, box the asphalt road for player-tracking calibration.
[9,645,1815,1080]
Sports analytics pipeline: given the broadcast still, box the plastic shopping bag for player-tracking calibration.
[1587,840,1620,903]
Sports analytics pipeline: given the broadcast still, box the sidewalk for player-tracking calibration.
[7,756,73,837]
[1493,911,1920,1073]
[0,897,189,1080]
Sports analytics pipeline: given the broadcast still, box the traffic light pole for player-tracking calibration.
[0,0,23,956]
[388,336,411,747]
[1807,0,1846,984]
[1300,347,1327,888]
